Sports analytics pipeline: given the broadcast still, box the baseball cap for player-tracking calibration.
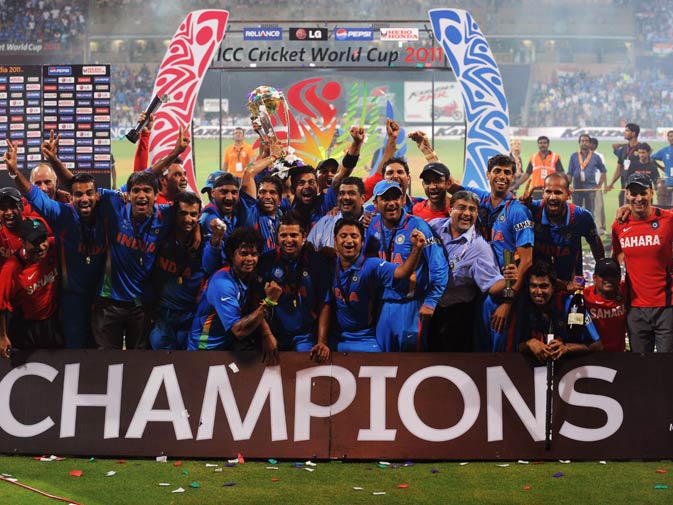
[626,172,653,190]
[420,162,450,180]
[19,218,48,244]
[200,170,225,194]
[316,158,339,172]
[373,180,403,198]
[594,257,621,278]
[0,187,22,205]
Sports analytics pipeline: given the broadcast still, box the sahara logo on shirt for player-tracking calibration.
[619,234,661,248]
[26,267,58,295]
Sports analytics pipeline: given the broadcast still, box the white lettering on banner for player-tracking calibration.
[60,363,123,439]
[487,366,546,442]
[397,366,480,442]
[294,366,356,442]
[0,363,58,437]
[357,366,398,441]
[558,366,623,442]
[125,365,192,440]
[196,365,287,441]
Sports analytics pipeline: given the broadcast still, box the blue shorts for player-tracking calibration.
[376,299,424,352]
[336,328,382,352]
[276,333,314,352]
[150,306,194,350]
[60,291,95,349]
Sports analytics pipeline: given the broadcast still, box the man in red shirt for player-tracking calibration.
[0,187,25,268]
[612,172,673,352]
[584,258,627,352]
[413,162,452,221]
[0,218,62,358]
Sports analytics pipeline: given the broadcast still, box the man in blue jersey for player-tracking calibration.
[519,261,602,362]
[256,213,330,362]
[200,170,225,203]
[199,172,247,240]
[468,154,535,352]
[308,176,368,252]
[149,191,205,350]
[311,216,427,358]
[524,172,604,290]
[93,171,175,349]
[4,143,106,348]
[365,180,448,352]
[189,227,282,352]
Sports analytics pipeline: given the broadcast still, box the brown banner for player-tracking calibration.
[0,351,672,460]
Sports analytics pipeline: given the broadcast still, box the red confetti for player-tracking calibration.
[523,485,531,490]
[116,460,126,464]
[397,484,409,489]
[237,452,245,464]
[33,455,46,461]
[271,478,280,482]
[656,469,667,474]
[173,461,183,467]
[69,470,83,477]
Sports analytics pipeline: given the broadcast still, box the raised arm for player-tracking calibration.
[41,130,73,184]
[241,141,283,198]
[332,126,365,188]
[149,125,190,176]
[3,139,31,194]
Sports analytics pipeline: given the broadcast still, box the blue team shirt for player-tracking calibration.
[365,210,447,309]
[529,200,600,281]
[25,185,106,295]
[257,246,330,344]
[652,145,673,178]
[151,225,206,311]
[98,189,174,303]
[328,253,396,338]
[240,192,281,254]
[189,266,251,350]
[280,186,337,229]
[468,187,534,267]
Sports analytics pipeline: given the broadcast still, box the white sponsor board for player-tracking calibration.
[404,81,464,124]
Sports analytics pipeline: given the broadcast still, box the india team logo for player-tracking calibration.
[395,234,405,244]
[273,267,284,279]
[652,221,659,229]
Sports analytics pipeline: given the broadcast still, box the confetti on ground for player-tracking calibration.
[40,455,65,462]
[225,463,237,467]
[237,453,245,464]
[404,461,414,467]
[268,459,278,465]
[1,474,12,477]
[158,483,171,487]
[266,467,279,470]
[2,478,18,482]
[353,487,364,491]
[173,461,183,467]
[116,460,126,464]
[189,482,200,488]
[306,461,317,467]
[88,458,95,463]
[271,478,280,482]
[223,482,236,487]
[654,485,669,489]
[656,469,667,474]
[69,470,82,477]
[599,461,607,465]
[372,491,386,495]
[377,464,388,469]
[205,464,218,468]
[171,487,185,494]
[559,460,571,464]
[228,362,239,373]
[304,468,315,473]
[294,463,303,468]
[156,456,167,463]
[378,461,391,466]
[397,484,409,489]
[431,469,439,474]
[517,460,529,464]
[182,470,189,475]
[214,468,223,473]
[33,456,46,461]
[105,471,116,477]
[496,464,510,467]
[523,485,531,490]
[553,472,564,478]
[459,462,469,466]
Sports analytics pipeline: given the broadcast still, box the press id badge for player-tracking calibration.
[580,170,586,182]
[235,162,243,173]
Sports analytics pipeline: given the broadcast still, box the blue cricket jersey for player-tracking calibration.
[365,209,448,310]
[98,189,174,303]
[240,192,281,254]
[25,185,106,295]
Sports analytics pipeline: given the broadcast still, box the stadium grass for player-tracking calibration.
[1,456,672,504]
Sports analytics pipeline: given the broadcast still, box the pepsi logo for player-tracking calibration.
[335,28,347,40]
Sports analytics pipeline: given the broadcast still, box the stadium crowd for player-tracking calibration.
[2,117,672,362]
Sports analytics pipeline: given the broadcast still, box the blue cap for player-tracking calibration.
[201,170,226,193]
[373,180,403,198]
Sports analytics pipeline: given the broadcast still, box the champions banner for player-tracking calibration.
[1,351,672,460]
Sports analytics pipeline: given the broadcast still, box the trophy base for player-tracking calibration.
[125,130,140,144]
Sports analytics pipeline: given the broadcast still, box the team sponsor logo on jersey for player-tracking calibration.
[619,234,661,248]
[514,220,534,231]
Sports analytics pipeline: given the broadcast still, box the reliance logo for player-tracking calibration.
[243,27,283,41]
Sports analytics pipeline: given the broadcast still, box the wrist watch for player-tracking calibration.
[503,287,515,301]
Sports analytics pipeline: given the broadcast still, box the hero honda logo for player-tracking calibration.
[335,28,374,41]
[243,27,282,41]
[290,27,328,41]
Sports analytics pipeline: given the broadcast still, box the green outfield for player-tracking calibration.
[1,456,672,504]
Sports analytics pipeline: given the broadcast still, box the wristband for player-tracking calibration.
[342,152,359,170]
[261,297,278,307]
